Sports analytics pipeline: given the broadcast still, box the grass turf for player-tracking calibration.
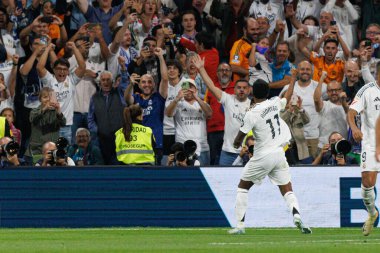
[0,228,378,253]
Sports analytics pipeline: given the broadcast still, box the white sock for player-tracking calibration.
[361,185,377,216]
[235,188,249,228]
[283,191,300,218]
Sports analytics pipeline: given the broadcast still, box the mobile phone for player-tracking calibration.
[365,40,372,47]
[49,91,58,104]
[88,23,99,30]
[181,81,190,90]
[40,36,48,45]
[41,16,54,24]
[330,20,336,26]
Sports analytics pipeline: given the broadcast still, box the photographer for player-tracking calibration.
[0,137,24,168]
[312,132,357,166]
[232,136,255,166]
[167,141,200,167]
[35,140,75,167]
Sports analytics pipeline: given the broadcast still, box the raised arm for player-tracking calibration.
[194,91,213,119]
[347,108,362,143]
[248,43,257,67]
[192,54,222,101]
[36,42,53,78]
[109,1,131,31]
[124,74,138,105]
[297,29,312,59]
[52,15,68,49]
[165,90,183,117]
[19,45,44,76]
[67,41,86,78]
[8,54,19,98]
[155,48,168,99]
[313,71,327,112]
[283,68,298,105]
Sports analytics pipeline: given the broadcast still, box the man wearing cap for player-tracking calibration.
[165,78,213,165]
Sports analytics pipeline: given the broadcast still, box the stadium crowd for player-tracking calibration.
[0,0,379,167]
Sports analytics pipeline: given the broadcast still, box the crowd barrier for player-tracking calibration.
[0,166,378,228]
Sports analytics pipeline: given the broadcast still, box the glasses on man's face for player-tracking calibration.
[327,88,341,93]
[217,69,231,73]
[366,31,380,35]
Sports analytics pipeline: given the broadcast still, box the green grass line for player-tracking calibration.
[0,228,378,253]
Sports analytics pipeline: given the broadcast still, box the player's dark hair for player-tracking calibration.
[252,79,269,99]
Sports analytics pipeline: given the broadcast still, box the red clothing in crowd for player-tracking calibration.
[199,48,220,85]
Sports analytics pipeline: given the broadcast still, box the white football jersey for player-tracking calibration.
[220,92,251,153]
[350,82,380,150]
[240,97,291,159]
[163,79,183,135]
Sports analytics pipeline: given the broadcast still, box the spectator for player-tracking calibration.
[248,36,271,84]
[162,59,183,165]
[37,41,86,143]
[125,47,168,165]
[88,70,126,165]
[360,1,380,37]
[76,0,125,44]
[193,55,251,165]
[342,60,364,103]
[230,17,259,81]
[204,62,235,165]
[210,0,251,60]
[35,141,75,166]
[322,0,360,50]
[280,61,326,158]
[165,78,213,165]
[268,41,293,98]
[128,37,161,86]
[313,71,348,148]
[0,137,25,167]
[298,37,347,84]
[232,135,255,166]
[293,0,325,23]
[166,141,201,167]
[26,87,66,160]
[69,36,105,143]
[312,131,357,165]
[67,128,104,165]
[1,108,21,146]
[115,104,155,165]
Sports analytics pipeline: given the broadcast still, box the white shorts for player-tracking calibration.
[360,148,380,172]
[241,150,291,185]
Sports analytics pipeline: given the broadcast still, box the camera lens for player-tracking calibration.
[175,151,187,162]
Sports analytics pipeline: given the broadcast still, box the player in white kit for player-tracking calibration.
[229,79,311,235]
[348,62,380,236]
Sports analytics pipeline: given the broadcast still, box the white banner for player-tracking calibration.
[200,167,380,228]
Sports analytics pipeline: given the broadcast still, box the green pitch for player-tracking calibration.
[0,228,378,253]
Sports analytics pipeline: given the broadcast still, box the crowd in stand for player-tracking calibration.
[0,0,379,167]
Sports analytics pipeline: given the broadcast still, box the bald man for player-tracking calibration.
[342,60,365,103]
[280,61,327,158]
[35,141,75,166]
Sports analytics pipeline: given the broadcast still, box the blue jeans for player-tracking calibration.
[207,131,224,165]
[71,112,89,144]
[60,125,72,144]
[219,150,239,166]
[198,151,210,166]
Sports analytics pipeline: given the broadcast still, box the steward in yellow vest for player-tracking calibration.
[115,105,155,165]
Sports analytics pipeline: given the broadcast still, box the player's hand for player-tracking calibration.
[352,128,363,143]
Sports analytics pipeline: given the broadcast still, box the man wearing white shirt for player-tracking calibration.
[193,54,251,165]
[37,41,86,143]
[280,61,326,158]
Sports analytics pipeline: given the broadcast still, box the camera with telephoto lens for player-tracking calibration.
[1,141,19,157]
[48,137,69,164]
[330,139,352,157]
[174,140,198,166]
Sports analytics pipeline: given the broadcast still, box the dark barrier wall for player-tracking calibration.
[0,167,229,228]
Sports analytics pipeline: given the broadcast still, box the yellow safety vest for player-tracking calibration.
[0,117,6,138]
[115,123,155,165]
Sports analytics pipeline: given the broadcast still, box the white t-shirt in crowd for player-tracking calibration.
[240,97,291,159]
[350,82,380,150]
[163,79,182,135]
[219,92,251,153]
[40,71,81,125]
[68,56,103,113]
[318,100,348,147]
[173,99,209,154]
[249,52,272,84]
[280,80,327,139]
